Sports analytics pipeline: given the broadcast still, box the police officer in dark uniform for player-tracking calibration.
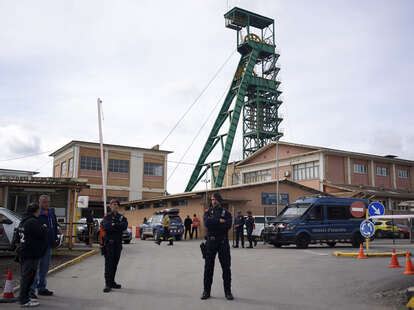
[102,199,128,293]
[233,211,245,248]
[201,192,234,300]
[245,211,256,248]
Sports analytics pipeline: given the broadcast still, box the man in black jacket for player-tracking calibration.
[233,211,245,248]
[102,199,128,293]
[18,203,48,307]
[31,195,58,298]
[201,192,234,300]
[184,215,192,240]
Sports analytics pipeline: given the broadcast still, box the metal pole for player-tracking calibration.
[97,98,107,216]
[275,139,280,216]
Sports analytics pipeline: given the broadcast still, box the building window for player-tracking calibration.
[243,169,272,184]
[171,199,188,207]
[231,173,240,185]
[144,163,163,176]
[109,159,129,173]
[261,192,289,205]
[398,169,409,179]
[293,161,319,181]
[68,158,74,177]
[80,156,102,171]
[353,163,367,174]
[61,161,67,177]
[376,166,388,177]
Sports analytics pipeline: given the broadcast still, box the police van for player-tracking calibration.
[263,196,368,249]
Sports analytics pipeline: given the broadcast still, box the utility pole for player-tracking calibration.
[97,98,107,216]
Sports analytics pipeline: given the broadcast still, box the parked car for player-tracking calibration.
[262,196,369,249]
[141,208,184,241]
[77,217,132,244]
[243,216,276,239]
[373,220,399,238]
[0,207,64,251]
[396,224,410,239]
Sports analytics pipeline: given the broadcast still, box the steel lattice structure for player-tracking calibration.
[185,7,283,192]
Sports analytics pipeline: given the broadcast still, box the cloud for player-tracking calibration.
[0,125,42,158]
[0,0,412,193]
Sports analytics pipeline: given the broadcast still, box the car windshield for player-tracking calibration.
[278,203,311,219]
[152,215,163,223]
[1,208,22,221]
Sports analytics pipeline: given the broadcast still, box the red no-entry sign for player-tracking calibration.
[350,201,366,218]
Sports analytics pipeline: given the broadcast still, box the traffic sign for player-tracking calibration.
[368,202,385,217]
[360,220,375,238]
[350,201,366,218]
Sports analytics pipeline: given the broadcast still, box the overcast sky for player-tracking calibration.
[0,0,413,193]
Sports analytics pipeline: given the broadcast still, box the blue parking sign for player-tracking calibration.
[360,220,375,238]
[368,202,385,217]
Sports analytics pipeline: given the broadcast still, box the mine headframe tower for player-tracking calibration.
[185,7,283,192]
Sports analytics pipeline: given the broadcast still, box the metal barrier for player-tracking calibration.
[58,221,98,250]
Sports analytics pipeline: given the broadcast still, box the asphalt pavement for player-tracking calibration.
[3,239,414,310]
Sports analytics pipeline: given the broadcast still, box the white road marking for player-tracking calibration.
[304,250,329,256]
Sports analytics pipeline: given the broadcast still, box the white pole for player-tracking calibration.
[275,139,280,216]
[97,98,107,216]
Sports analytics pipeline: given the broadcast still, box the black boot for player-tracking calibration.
[103,287,111,293]
[225,291,234,300]
[201,291,211,300]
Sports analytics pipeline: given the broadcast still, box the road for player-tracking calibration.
[3,240,413,310]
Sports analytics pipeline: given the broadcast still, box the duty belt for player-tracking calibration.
[206,236,227,241]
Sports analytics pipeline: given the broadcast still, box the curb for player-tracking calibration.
[1,248,99,296]
[333,251,408,257]
[47,248,99,276]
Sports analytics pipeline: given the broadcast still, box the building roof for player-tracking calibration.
[324,183,414,200]
[237,141,414,166]
[121,178,324,206]
[49,140,173,157]
[0,176,89,189]
[0,168,39,176]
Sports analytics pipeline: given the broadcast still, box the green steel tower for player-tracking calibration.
[185,7,283,192]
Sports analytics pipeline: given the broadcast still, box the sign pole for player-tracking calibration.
[365,209,369,252]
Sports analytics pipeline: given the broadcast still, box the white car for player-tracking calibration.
[0,207,22,250]
[243,215,276,238]
[0,207,64,251]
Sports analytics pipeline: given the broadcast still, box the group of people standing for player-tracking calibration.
[233,210,257,248]
[16,195,58,308]
[183,214,201,240]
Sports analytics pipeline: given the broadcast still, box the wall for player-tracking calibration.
[325,155,346,184]
[396,165,412,190]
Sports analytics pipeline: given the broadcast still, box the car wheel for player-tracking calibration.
[352,233,364,248]
[141,234,146,240]
[375,230,384,238]
[273,243,282,248]
[154,231,160,241]
[175,235,182,241]
[296,233,310,249]
[124,240,131,244]
[327,242,336,248]
[400,233,406,239]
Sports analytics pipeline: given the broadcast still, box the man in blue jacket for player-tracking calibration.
[30,195,58,298]
[102,199,128,293]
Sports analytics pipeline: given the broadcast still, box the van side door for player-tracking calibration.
[305,205,326,242]
[325,204,353,241]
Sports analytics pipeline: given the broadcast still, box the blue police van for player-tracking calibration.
[263,196,369,249]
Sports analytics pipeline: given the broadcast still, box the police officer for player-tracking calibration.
[102,199,128,293]
[155,214,174,246]
[233,211,245,248]
[245,211,256,248]
[201,192,234,300]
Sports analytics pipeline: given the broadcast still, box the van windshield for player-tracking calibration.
[278,203,311,219]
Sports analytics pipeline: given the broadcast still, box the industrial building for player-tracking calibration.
[50,140,171,217]
[220,141,414,211]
